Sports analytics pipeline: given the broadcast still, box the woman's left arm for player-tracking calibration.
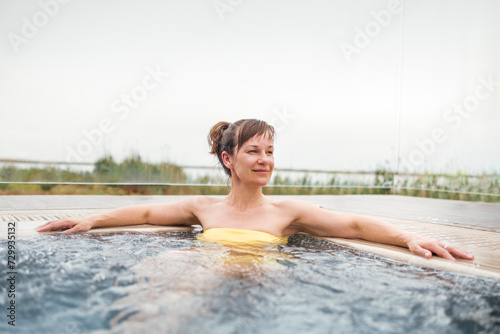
[345,213,474,261]
[283,200,474,261]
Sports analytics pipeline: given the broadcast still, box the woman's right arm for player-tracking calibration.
[35,197,202,234]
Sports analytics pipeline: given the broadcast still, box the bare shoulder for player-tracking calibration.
[270,198,318,214]
[147,196,222,226]
[269,198,358,237]
[268,198,320,222]
[179,195,220,208]
[154,195,218,216]
[181,195,220,210]
[267,199,322,235]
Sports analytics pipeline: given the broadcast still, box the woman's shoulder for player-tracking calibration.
[183,195,224,208]
[268,197,317,212]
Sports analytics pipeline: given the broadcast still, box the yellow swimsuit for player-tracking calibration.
[196,228,290,266]
[197,228,288,246]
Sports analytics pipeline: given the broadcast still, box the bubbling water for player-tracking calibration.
[0,231,498,334]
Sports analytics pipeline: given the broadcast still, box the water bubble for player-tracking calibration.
[92,272,106,282]
[65,321,82,334]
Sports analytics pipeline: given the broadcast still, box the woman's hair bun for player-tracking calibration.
[208,121,231,155]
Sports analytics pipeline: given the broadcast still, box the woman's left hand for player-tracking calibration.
[405,234,474,261]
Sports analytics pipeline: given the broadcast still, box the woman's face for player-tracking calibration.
[225,134,274,186]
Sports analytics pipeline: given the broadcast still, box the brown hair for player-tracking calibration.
[208,119,275,177]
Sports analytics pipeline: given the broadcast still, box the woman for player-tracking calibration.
[36,119,474,261]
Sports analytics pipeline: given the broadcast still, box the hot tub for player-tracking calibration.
[1,229,499,334]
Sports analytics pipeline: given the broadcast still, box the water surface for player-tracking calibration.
[1,230,499,334]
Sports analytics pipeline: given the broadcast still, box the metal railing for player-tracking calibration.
[1,158,499,198]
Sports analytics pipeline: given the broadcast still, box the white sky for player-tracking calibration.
[0,0,499,174]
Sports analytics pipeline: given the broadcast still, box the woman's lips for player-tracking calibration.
[253,170,269,175]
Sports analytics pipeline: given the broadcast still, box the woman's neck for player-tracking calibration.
[225,181,266,212]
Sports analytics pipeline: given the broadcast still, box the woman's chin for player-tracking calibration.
[259,179,271,187]
[250,178,270,187]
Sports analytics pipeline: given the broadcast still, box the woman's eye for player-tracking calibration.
[248,150,257,153]
[267,151,273,155]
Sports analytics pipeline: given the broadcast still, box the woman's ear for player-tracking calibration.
[221,151,232,169]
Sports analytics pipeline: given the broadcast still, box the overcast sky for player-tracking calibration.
[1,0,499,174]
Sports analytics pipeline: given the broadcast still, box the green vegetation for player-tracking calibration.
[266,169,499,202]
[0,156,498,202]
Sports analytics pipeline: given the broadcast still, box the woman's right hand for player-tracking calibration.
[36,216,95,234]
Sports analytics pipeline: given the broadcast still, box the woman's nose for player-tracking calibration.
[257,152,269,164]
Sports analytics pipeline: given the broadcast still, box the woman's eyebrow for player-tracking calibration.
[244,145,274,149]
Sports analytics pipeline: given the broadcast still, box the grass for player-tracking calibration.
[0,155,499,202]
